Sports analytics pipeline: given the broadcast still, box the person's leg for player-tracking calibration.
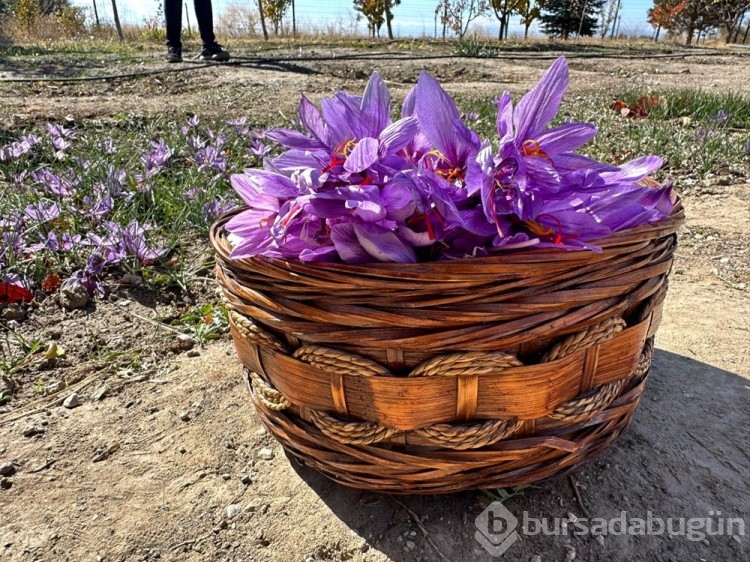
[194,0,229,61]
[164,0,183,50]
[193,0,217,48]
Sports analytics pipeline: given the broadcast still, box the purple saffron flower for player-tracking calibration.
[195,146,227,174]
[0,134,41,162]
[203,198,236,222]
[412,71,481,186]
[27,232,60,253]
[265,72,417,179]
[81,194,113,222]
[65,269,104,298]
[24,202,60,223]
[141,140,173,173]
[84,230,127,266]
[99,138,117,154]
[187,135,206,151]
[226,171,306,259]
[181,114,200,135]
[46,123,76,151]
[30,168,77,198]
[227,117,250,136]
[2,230,26,254]
[332,220,417,263]
[709,109,730,123]
[120,220,167,265]
[487,59,600,188]
[206,129,227,149]
[250,139,271,158]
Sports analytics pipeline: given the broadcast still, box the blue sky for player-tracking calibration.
[76,0,655,38]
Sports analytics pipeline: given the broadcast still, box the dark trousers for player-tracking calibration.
[165,0,216,49]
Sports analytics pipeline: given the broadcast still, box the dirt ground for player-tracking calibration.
[1,44,749,562]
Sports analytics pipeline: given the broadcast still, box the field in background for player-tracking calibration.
[3,0,739,44]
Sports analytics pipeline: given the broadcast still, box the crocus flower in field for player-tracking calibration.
[81,193,114,222]
[24,202,60,224]
[1,231,26,256]
[30,168,78,198]
[709,109,730,124]
[203,198,236,223]
[141,139,173,176]
[46,123,76,152]
[227,117,250,136]
[206,129,227,148]
[99,138,117,154]
[0,134,41,162]
[121,220,167,265]
[249,139,270,158]
[188,135,207,151]
[181,114,200,135]
[27,232,82,253]
[195,145,227,174]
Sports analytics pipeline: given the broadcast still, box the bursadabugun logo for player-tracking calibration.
[474,501,519,557]
[475,503,746,558]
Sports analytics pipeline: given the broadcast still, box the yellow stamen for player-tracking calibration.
[523,219,555,238]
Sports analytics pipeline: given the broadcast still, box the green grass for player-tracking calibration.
[616,89,750,129]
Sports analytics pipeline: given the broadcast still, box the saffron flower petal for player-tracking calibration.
[353,222,417,263]
[344,137,379,173]
[513,57,569,142]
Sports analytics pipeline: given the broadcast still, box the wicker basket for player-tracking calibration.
[210,196,684,494]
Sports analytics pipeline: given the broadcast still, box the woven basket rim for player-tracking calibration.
[210,194,684,272]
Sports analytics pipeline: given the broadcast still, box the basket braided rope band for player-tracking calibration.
[244,364,654,493]
[238,314,654,449]
[248,370,290,411]
[214,195,684,493]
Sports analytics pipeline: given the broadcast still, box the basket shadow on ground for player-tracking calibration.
[290,349,749,562]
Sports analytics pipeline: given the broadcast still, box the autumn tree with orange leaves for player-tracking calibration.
[647,0,688,40]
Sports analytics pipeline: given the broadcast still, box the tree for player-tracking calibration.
[490,0,519,40]
[110,0,123,41]
[354,0,386,37]
[383,0,399,38]
[257,0,269,39]
[538,0,605,39]
[710,0,750,43]
[353,0,400,38]
[599,0,619,38]
[435,0,489,38]
[263,0,292,34]
[516,0,540,38]
[1,0,71,13]
[648,0,688,41]
[671,0,721,44]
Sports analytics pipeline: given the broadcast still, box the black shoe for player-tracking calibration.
[166,46,182,63]
[200,43,230,62]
